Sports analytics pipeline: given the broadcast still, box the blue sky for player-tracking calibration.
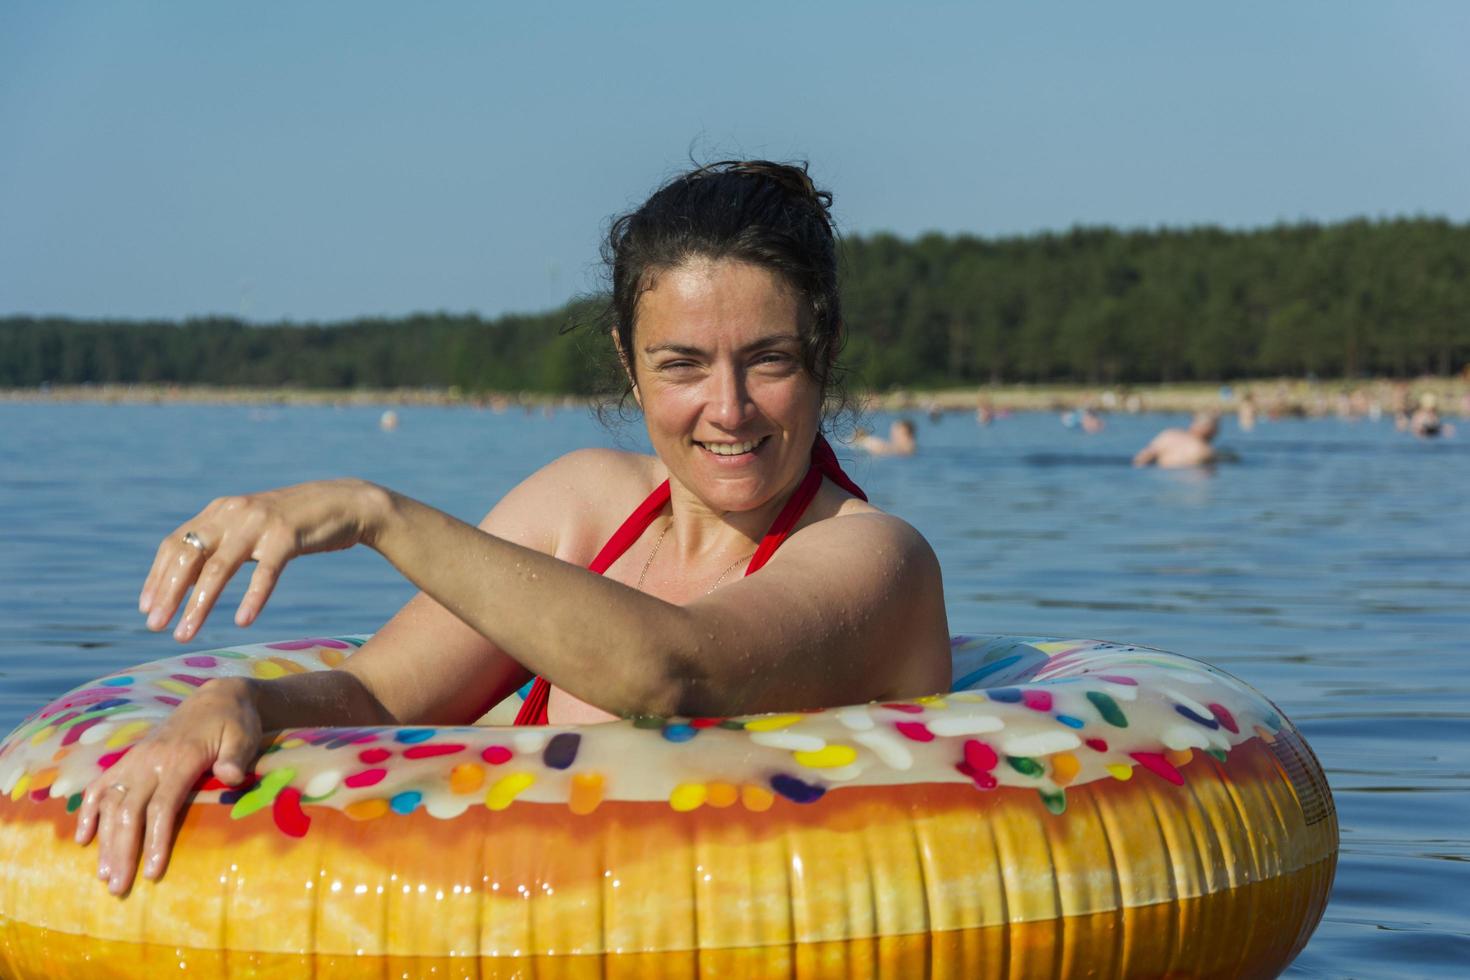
[2,1,1466,323]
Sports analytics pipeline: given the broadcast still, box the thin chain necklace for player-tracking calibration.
[635,519,754,595]
[634,522,671,591]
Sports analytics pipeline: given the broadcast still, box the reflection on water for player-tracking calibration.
[2,403,1467,977]
[1019,452,1135,467]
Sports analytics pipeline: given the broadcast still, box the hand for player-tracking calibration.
[73,678,262,896]
[139,479,388,642]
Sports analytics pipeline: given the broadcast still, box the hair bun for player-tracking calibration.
[689,160,833,214]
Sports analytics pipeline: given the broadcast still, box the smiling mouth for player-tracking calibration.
[697,436,769,457]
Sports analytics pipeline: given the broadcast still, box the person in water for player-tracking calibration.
[1236,391,1257,432]
[1132,412,1221,469]
[73,161,953,896]
[1408,393,1453,438]
[855,418,917,456]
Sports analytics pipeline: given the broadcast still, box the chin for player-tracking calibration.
[693,476,774,513]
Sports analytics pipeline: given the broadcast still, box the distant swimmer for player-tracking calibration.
[1061,407,1104,432]
[857,419,917,456]
[1132,413,1220,469]
[379,409,399,432]
[1409,394,1455,438]
[1392,383,1413,431]
[1237,392,1257,432]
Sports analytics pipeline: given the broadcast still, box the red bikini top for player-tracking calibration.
[512,435,866,726]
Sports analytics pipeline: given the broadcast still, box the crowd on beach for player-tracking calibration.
[870,377,1469,424]
[850,378,1462,469]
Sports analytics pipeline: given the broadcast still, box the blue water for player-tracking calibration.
[2,401,1467,976]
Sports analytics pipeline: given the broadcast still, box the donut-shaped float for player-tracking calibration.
[0,635,1336,978]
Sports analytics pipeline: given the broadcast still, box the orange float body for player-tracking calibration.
[0,635,1337,978]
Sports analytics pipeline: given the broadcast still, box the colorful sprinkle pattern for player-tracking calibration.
[0,635,1290,835]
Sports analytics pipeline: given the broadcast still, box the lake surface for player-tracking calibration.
[2,401,1467,977]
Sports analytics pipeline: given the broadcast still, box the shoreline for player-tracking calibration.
[2,377,1466,417]
[868,377,1469,418]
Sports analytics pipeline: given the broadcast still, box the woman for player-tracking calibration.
[74,160,953,896]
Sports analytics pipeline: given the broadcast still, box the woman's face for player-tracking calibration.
[627,257,822,514]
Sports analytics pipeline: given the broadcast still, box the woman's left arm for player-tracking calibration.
[372,495,950,715]
[145,480,950,717]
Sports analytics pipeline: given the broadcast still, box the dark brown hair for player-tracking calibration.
[595,160,850,425]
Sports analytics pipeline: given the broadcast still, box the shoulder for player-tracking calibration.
[505,447,659,500]
[482,448,665,562]
[702,507,951,702]
[527,447,658,489]
[805,476,926,550]
[791,509,941,584]
[759,492,944,609]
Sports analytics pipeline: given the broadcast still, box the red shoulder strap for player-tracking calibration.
[588,480,672,574]
[745,435,866,574]
[812,433,868,502]
[514,479,672,726]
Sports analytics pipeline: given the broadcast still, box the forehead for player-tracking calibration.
[635,258,803,347]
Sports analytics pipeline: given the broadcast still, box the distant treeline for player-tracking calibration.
[4,218,1467,391]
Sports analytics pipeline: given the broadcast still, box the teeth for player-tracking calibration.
[703,439,761,456]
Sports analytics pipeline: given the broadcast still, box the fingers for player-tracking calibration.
[143,533,210,633]
[141,482,375,635]
[75,682,266,896]
[234,555,286,628]
[138,778,193,884]
[213,721,260,784]
[74,776,112,847]
[172,543,254,642]
[138,535,174,615]
[141,496,304,638]
[78,757,219,895]
[94,777,154,896]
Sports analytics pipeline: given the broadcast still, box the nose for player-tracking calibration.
[709,364,754,430]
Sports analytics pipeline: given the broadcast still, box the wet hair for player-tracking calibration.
[592,160,850,426]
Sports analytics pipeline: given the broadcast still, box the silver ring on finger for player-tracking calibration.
[109,782,128,796]
[182,531,207,553]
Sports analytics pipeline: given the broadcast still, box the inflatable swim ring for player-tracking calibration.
[0,635,1336,978]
